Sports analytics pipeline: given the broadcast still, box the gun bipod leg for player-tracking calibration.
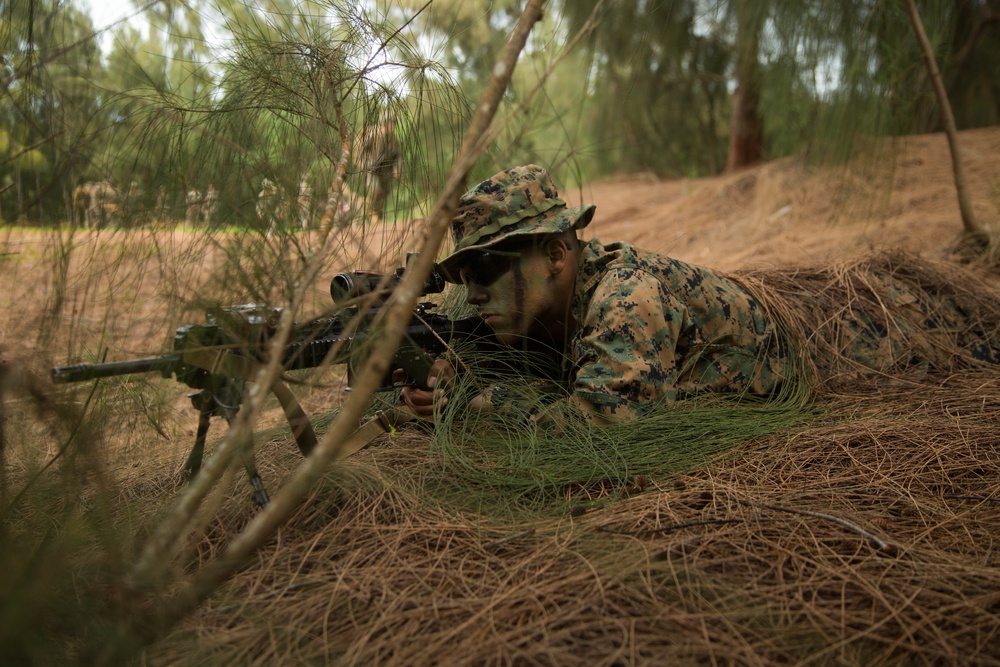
[184,388,271,507]
[182,390,212,480]
[220,412,270,508]
[244,461,270,507]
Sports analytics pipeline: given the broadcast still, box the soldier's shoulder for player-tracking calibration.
[581,238,700,283]
[579,239,754,315]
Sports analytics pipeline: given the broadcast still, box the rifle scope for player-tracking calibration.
[330,268,445,304]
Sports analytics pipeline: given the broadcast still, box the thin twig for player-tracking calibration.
[597,518,748,536]
[738,498,894,551]
[483,527,535,551]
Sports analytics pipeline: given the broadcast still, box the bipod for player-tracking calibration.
[181,386,270,507]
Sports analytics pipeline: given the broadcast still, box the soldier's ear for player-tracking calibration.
[543,237,570,275]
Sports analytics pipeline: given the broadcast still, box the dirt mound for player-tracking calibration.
[581,125,1000,270]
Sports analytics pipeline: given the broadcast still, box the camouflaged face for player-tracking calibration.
[439,165,595,281]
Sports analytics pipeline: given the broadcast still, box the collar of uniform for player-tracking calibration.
[572,238,612,329]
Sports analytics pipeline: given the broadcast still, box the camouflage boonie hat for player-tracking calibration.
[438,164,596,282]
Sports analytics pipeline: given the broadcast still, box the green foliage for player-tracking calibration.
[4,0,1000,221]
[397,332,816,519]
[559,0,733,177]
[556,0,1000,176]
[0,381,149,664]
[426,394,813,518]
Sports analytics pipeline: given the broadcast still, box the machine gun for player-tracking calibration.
[52,260,496,505]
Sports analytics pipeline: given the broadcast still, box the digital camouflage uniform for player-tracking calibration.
[473,240,788,430]
[520,248,1000,430]
[760,259,1000,380]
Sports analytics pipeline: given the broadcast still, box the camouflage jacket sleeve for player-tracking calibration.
[569,267,684,422]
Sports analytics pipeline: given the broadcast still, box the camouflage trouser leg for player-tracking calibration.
[832,279,1000,372]
[87,205,101,229]
[366,172,391,219]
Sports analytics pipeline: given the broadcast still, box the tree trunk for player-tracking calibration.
[903,0,986,240]
[15,167,23,222]
[726,0,765,171]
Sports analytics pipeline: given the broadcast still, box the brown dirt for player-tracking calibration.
[580,125,1000,270]
[3,127,1000,664]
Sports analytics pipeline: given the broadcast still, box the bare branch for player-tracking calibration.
[903,0,986,242]
[121,0,549,650]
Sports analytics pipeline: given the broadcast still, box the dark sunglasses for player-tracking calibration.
[456,247,525,287]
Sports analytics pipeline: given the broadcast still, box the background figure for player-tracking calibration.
[202,184,219,226]
[72,181,119,228]
[185,187,202,225]
[256,178,287,234]
[297,176,313,229]
[88,180,120,229]
[71,182,92,226]
[354,118,402,220]
[155,186,169,221]
[120,181,143,225]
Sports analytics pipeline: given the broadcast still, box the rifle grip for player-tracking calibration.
[394,343,436,391]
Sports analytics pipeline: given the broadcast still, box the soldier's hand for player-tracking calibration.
[395,359,455,420]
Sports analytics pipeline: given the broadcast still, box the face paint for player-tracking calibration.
[457,248,521,287]
[509,257,526,335]
[464,243,562,346]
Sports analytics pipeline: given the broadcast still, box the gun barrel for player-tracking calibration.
[52,354,182,383]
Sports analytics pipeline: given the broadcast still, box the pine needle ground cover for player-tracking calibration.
[3,226,999,664]
[144,370,1000,666]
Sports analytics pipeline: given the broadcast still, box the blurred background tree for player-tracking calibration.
[1,0,998,223]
